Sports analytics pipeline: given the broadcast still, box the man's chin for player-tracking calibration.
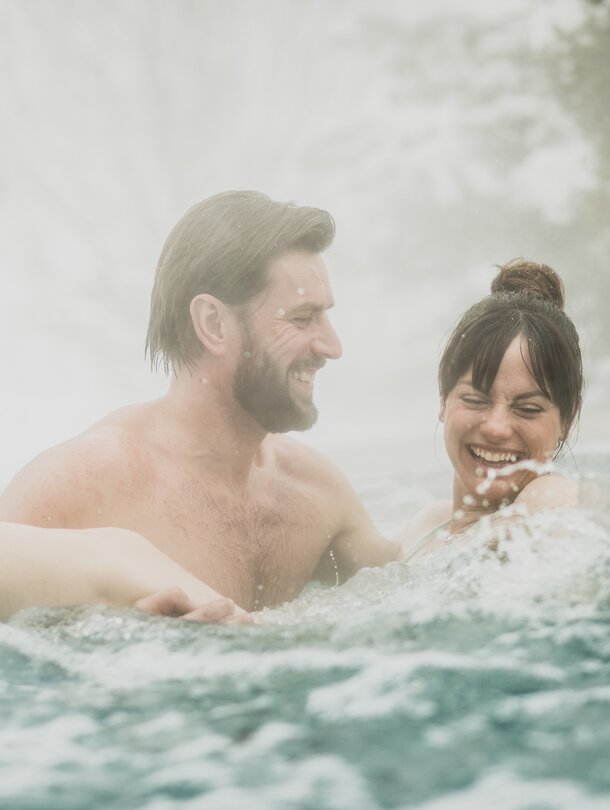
[268,405,318,434]
[243,397,317,434]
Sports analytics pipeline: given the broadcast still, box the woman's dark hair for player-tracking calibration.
[438,258,583,437]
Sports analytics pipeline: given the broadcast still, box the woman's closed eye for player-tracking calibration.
[461,394,488,408]
[514,403,544,417]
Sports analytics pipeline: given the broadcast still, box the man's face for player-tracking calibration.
[233,250,342,433]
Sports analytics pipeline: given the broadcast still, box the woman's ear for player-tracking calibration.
[190,294,230,356]
[438,397,446,423]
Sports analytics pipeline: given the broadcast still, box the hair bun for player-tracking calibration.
[491,258,565,310]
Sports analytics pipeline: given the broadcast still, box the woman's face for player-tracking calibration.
[440,335,564,508]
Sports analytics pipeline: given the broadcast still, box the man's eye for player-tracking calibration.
[292,315,312,325]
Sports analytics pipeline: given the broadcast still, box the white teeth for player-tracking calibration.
[292,370,314,384]
[471,446,521,464]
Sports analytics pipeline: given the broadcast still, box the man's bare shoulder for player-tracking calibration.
[0,404,152,526]
[266,435,351,491]
[268,434,338,474]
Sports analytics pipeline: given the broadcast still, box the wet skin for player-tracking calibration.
[234,250,343,431]
[0,250,396,611]
[440,335,564,516]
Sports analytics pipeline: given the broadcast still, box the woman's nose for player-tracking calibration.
[479,405,513,440]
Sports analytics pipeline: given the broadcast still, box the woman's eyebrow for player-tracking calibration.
[513,390,546,400]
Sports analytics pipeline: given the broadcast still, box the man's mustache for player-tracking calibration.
[290,358,326,372]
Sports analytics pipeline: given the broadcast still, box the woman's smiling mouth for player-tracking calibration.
[468,444,526,467]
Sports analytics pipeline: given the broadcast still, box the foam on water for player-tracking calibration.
[2,471,610,809]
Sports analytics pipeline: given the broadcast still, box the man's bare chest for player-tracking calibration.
[115,471,335,609]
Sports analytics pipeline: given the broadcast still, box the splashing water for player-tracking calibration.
[2,471,610,810]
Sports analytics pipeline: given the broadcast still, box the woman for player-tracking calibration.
[0,522,249,623]
[403,258,583,561]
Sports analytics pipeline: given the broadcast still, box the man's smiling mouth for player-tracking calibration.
[468,445,526,466]
[291,369,316,384]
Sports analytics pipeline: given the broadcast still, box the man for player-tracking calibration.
[0,191,398,612]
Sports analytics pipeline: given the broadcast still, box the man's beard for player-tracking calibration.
[233,324,319,433]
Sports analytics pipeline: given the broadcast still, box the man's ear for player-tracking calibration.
[438,398,446,423]
[190,294,231,355]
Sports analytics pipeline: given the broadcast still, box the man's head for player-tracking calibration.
[146,190,336,375]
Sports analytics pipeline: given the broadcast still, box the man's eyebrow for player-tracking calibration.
[286,301,335,315]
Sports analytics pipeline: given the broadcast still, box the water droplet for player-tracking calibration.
[297,287,304,295]
[199,376,208,385]
[277,308,286,316]
[329,549,339,586]
[243,351,252,358]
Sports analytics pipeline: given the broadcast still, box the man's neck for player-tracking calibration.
[152,370,269,488]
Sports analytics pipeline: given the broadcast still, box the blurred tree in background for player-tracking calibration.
[541,0,610,356]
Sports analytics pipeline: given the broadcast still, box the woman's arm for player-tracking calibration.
[0,522,249,623]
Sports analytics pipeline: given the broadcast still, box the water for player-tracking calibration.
[2,464,610,810]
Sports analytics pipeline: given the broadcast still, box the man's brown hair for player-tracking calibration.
[146,190,335,373]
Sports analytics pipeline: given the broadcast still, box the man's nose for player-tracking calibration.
[312,318,343,360]
[480,405,513,440]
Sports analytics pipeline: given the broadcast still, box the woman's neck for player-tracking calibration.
[450,478,499,534]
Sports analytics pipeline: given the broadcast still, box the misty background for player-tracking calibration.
[1,0,609,489]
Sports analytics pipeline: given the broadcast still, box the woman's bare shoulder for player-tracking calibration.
[400,500,453,557]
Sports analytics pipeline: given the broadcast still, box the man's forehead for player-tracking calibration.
[265,250,334,305]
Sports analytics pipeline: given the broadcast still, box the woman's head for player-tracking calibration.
[439,259,582,438]
[438,259,583,505]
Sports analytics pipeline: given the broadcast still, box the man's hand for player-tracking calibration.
[133,586,253,624]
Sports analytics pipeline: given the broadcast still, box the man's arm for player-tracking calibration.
[0,522,249,622]
[318,464,400,582]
